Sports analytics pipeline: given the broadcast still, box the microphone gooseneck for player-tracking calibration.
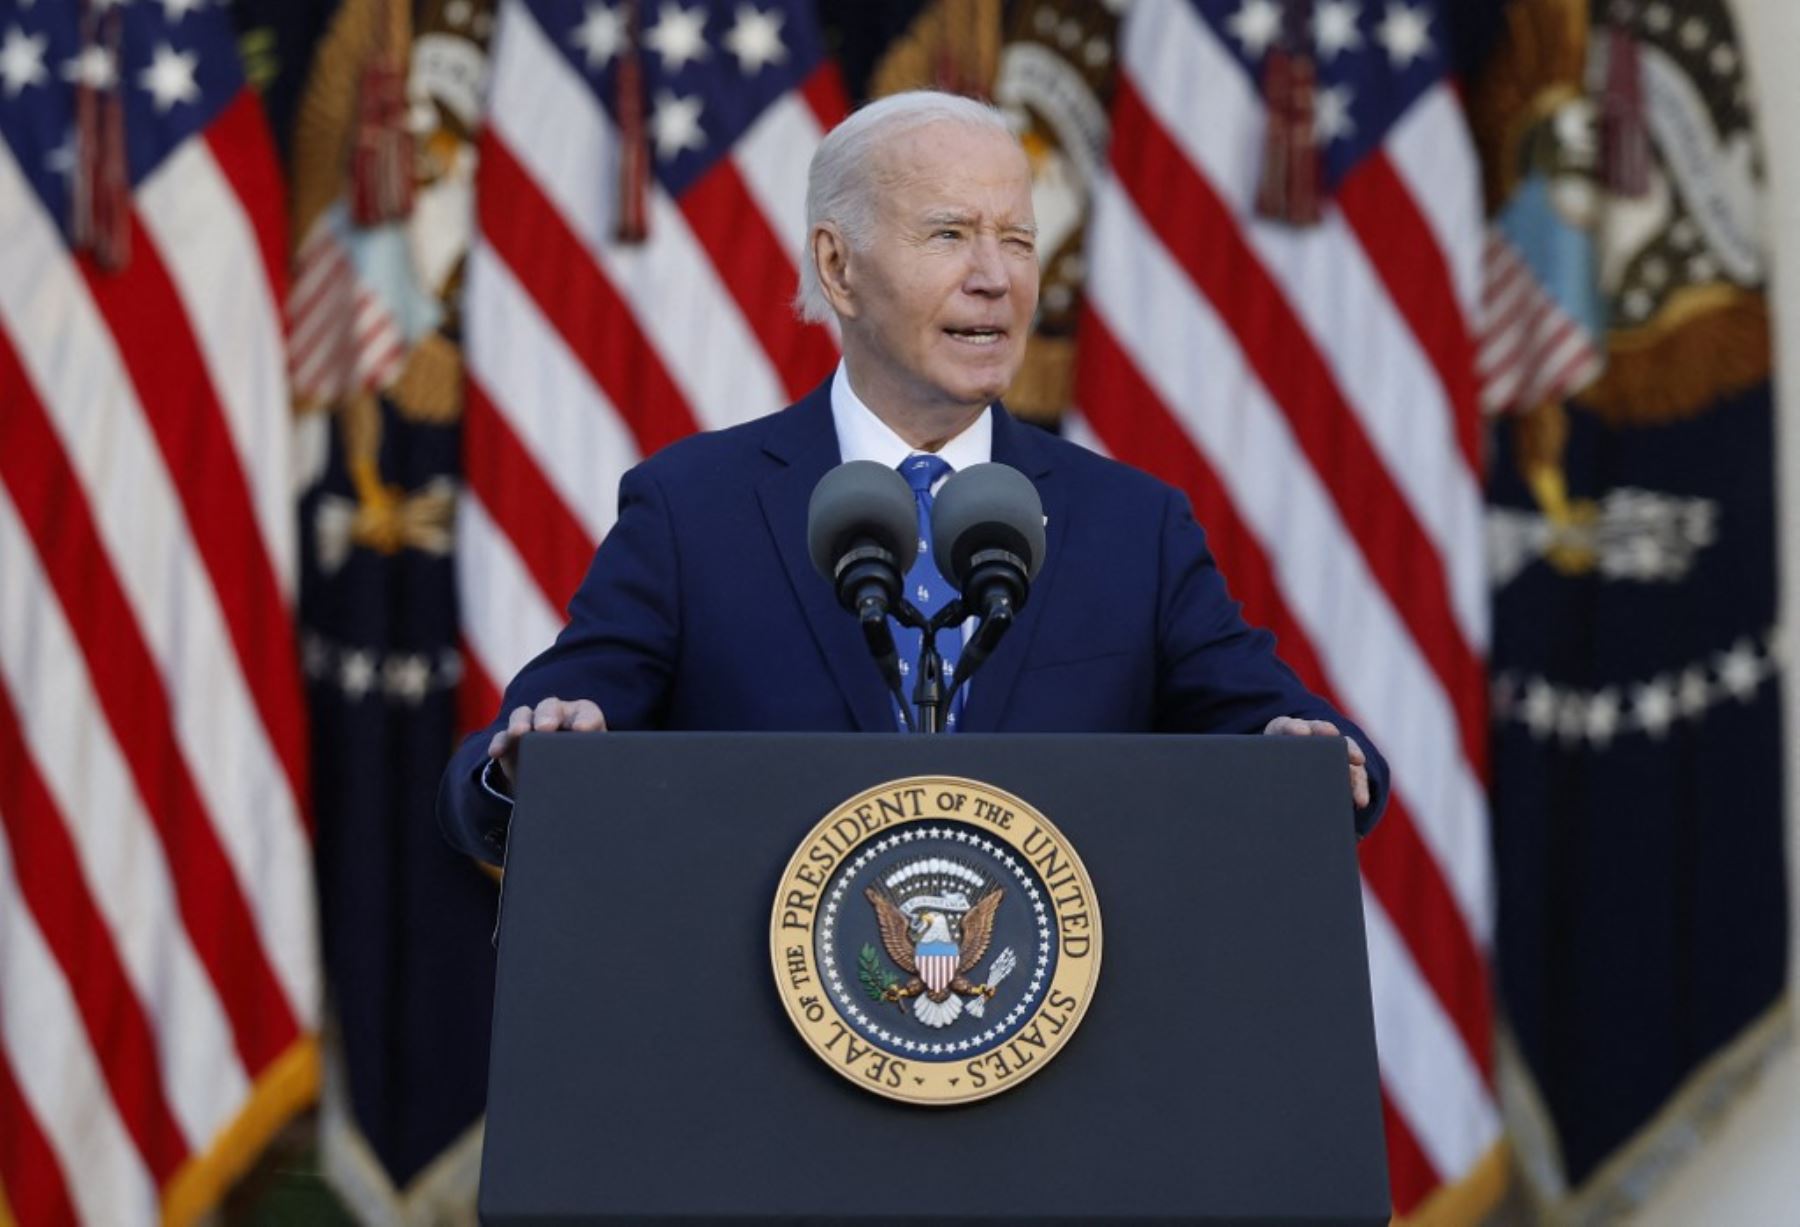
[929,463,1046,698]
[806,461,921,729]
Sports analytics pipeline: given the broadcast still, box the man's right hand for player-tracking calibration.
[487,697,607,784]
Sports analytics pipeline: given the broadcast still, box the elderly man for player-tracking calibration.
[439,91,1385,864]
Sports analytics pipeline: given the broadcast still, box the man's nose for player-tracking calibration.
[963,235,1009,296]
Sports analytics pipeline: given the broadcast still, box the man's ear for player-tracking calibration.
[813,222,858,320]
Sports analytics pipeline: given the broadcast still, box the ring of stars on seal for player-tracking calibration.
[771,776,1102,1106]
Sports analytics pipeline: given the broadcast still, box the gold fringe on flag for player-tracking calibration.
[161,1038,320,1227]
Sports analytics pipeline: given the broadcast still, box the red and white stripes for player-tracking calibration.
[0,98,317,1226]
[458,0,842,710]
[1077,2,1500,1216]
[1479,228,1603,416]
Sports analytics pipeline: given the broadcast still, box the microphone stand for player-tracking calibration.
[887,598,939,733]
[895,598,1002,734]
[891,549,1030,734]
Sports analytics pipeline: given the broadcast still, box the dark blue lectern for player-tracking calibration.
[480,733,1388,1225]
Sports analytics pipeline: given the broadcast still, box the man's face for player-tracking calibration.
[836,121,1040,421]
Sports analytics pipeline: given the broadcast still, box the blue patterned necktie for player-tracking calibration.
[895,453,964,731]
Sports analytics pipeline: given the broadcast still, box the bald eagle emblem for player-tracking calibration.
[863,858,1014,1029]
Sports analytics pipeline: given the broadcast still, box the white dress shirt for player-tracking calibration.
[829,361,993,480]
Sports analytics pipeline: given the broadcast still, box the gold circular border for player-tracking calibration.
[769,774,1103,1106]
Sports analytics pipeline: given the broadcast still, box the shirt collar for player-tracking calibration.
[829,361,993,484]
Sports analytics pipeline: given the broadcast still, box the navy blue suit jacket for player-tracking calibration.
[439,382,1388,861]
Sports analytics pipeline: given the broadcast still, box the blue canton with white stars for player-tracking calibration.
[526,0,826,198]
[0,0,245,243]
[1193,0,1448,188]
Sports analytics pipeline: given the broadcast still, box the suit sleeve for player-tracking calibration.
[437,463,684,862]
[1152,487,1390,833]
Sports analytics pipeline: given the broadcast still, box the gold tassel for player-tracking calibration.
[1254,46,1323,226]
[349,0,414,225]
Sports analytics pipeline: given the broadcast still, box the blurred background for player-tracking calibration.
[0,0,1793,1223]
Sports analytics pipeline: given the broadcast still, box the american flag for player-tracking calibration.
[1073,0,1501,1218]
[458,0,843,708]
[0,1,318,1225]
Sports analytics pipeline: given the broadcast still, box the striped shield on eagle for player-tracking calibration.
[915,913,960,994]
[864,860,1006,1028]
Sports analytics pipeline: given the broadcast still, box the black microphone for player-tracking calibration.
[930,462,1046,691]
[807,461,920,725]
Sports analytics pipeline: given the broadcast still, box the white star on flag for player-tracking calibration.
[1521,678,1557,737]
[1314,83,1355,144]
[44,131,75,177]
[62,44,117,91]
[1375,2,1432,68]
[1314,0,1363,59]
[0,26,47,96]
[1633,679,1676,739]
[139,43,201,112]
[1555,692,1587,744]
[1717,639,1762,700]
[1226,0,1283,57]
[571,3,624,69]
[650,89,705,159]
[1584,688,1621,747]
[724,5,787,74]
[382,654,434,703]
[341,651,377,700]
[645,2,710,72]
[1677,667,1711,717]
[160,0,209,21]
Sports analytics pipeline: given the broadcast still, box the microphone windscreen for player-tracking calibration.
[806,461,918,580]
[931,462,1046,587]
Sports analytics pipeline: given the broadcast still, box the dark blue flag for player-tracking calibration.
[291,0,500,1216]
[1476,0,1789,1215]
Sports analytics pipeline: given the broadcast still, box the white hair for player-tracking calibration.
[794,90,1018,325]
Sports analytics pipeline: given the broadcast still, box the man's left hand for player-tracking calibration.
[1263,716,1370,810]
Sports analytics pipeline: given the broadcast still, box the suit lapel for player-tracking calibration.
[959,406,1066,732]
[757,387,896,732]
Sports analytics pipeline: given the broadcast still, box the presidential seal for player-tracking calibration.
[770,776,1101,1105]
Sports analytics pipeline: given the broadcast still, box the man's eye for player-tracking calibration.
[934,228,962,240]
